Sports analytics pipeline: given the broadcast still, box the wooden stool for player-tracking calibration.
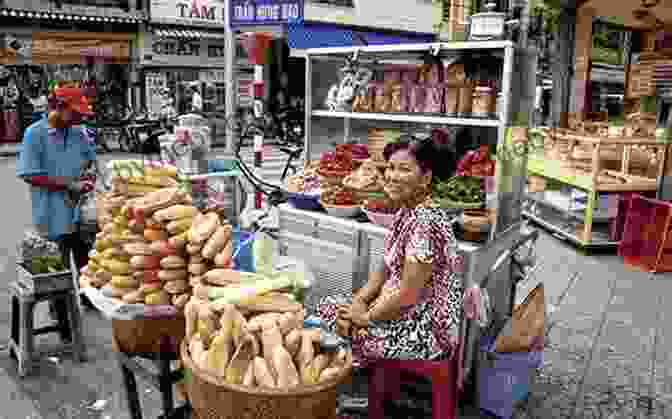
[8,280,85,377]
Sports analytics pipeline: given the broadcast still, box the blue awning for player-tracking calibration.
[287,22,434,50]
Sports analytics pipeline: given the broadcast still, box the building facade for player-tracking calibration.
[0,0,143,142]
[139,0,253,120]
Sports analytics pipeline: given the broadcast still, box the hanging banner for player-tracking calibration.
[145,72,168,119]
[230,0,304,25]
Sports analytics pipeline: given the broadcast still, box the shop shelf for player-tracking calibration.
[522,205,616,248]
[312,110,501,128]
[525,190,612,223]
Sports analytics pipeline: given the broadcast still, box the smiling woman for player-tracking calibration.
[316,134,467,368]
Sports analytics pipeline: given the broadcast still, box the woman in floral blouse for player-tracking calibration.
[318,134,468,366]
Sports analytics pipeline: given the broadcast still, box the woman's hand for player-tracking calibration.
[463,286,481,321]
[337,303,370,328]
[335,317,352,338]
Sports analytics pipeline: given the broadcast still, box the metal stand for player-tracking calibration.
[117,336,188,419]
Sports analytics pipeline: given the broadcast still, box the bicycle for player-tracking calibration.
[225,106,304,182]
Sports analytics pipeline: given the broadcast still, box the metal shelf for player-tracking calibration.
[525,191,613,223]
[312,110,501,127]
[522,210,618,248]
[304,41,515,58]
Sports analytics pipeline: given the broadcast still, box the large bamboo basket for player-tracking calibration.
[181,341,353,419]
[112,316,186,355]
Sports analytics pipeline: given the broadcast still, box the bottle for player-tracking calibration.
[253,231,274,276]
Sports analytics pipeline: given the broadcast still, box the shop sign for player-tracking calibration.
[146,72,167,119]
[152,39,201,56]
[150,0,226,25]
[230,0,304,25]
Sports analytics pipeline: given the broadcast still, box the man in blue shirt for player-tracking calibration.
[17,83,96,341]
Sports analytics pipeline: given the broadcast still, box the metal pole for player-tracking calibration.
[253,63,264,209]
[304,54,312,161]
[224,0,236,155]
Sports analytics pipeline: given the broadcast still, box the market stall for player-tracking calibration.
[524,121,667,248]
[271,41,539,411]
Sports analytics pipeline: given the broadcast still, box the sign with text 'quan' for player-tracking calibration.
[230,0,303,25]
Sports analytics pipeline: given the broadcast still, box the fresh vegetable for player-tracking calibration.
[432,176,484,205]
[27,256,66,274]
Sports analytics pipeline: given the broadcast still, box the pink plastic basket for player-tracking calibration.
[618,194,672,272]
[363,208,397,229]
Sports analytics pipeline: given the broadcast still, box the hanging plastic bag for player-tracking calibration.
[231,228,256,272]
[79,191,97,226]
[495,283,546,353]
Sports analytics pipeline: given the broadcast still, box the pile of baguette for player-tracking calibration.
[185,297,350,389]
[184,212,235,290]
[81,187,197,310]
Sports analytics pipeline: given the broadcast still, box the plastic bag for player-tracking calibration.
[495,284,545,353]
[79,191,96,226]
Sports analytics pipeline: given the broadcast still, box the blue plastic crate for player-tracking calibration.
[478,337,543,419]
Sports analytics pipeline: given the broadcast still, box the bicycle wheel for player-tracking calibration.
[118,128,133,152]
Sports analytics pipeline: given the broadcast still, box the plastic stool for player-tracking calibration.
[8,281,85,377]
[368,357,459,419]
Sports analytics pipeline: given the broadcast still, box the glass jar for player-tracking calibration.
[473,86,496,118]
[458,82,474,116]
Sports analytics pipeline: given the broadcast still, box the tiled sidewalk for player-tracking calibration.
[0,231,669,418]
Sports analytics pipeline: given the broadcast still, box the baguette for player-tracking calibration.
[154,205,199,222]
[252,357,276,388]
[201,225,232,260]
[172,293,190,310]
[213,241,233,268]
[191,212,220,244]
[284,330,301,358]
[186,242,203,255]
[123,242,154,256]
[158,269,188,282]
[271,345,300,388]
[164,279,189,294]
[161,255,187,269]
[166,217,194,235]
[188,263,209,276]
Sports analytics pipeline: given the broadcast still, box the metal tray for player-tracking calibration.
[16,263,73,295]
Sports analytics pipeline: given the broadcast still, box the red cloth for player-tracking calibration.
[27,176,68,192]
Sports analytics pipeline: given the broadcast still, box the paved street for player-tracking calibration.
[0,151,670,418]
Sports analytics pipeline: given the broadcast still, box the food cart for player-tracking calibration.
[274,40,538,410]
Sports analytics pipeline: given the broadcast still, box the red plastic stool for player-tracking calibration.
[368,357,460,419]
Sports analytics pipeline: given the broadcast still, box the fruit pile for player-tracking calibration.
[363,198,398,215]
[319,147,358,205]
[321,189,356,206]
[456,145,495,177]
[336,143,369,161]
[185,295,350,388]
[318,150,353,178]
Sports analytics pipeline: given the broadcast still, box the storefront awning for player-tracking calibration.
[153,28,227,40]
[287,22,434,50]
[0,9,142,24]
